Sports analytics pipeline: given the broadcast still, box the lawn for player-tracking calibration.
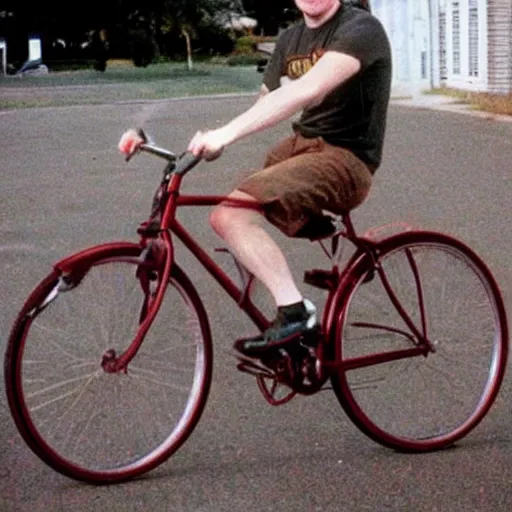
[0,60,263,110]
[3,61,512,117]
[429,87,512,116]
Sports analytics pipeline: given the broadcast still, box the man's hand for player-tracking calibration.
[187,128,231,161]
[118,129,144,157]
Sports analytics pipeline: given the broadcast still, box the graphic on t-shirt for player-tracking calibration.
[286,49,326,79]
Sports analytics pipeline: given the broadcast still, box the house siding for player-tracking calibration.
[439,0,512,93]
[487,0,512,93]
[374,0,512,94]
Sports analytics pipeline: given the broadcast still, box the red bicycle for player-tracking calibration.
[5,133,509,484]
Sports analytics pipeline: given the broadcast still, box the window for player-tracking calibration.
[440,11,447,79]
[468,0,479,77]
[452,2,461,75]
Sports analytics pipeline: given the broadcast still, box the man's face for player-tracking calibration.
[294,0,339,18]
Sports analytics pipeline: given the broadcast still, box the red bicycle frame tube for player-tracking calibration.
[162,172,270,332]
[162,173,433,359]
[52,169,434,373]
[48,172,270,374]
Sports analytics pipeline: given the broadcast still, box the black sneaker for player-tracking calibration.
[234,299,319,357]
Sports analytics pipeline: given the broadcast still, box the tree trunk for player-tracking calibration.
[181,28,193,71]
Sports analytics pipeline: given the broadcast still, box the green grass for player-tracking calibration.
[0,61,263,110]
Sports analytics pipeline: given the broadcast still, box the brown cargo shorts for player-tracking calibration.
[237,133,373,238]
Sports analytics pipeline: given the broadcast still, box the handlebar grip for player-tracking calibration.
[124,128,148,162]
[174,152,202,176]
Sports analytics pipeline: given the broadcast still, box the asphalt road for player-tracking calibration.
[0,96,511,511]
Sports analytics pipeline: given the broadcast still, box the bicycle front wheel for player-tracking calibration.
[331,231,508,452]
[5,244,213,483]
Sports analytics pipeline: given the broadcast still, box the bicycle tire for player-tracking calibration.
[329,231,508,452]
[4,243,213,483]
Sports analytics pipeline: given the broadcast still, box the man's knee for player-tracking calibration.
[209,205,232,237]
[209,191,262,238]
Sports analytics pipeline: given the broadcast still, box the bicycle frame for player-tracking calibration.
[159,172,269,331]
[54,151,432,382]
[161,170,370,343]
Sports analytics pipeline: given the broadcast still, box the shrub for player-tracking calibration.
[234,35,278,55]
[45,59,95,71]
[89,30,109,72]
[197,25,235,56]
[226,53,265,66]
[129,30,159,67]
[234,36,257,54]
[93,59,107,72]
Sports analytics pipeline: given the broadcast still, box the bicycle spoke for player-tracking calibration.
[26,370,100,402]
[129,371,195,393]
[7,252,212,482]
[333,233,507,451]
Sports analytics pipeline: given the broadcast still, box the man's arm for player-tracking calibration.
[188,52,361,156]
[226,51,361,140]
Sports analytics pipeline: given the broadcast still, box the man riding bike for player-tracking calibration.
[119,0,392,357]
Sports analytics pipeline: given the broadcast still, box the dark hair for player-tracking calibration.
[345,0,371,12]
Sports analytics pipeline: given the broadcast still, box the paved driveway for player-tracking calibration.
[0,97,511,511]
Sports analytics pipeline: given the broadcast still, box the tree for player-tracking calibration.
[0,1,117,67]
[1,0,240,68]
[241,0,297,36]
[113,0,238,69]
[241,1,372,35]
[158,0,237,69]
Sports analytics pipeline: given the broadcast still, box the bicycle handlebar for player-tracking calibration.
[126,127,203,177]
[137,143,175,162]
[172,151,202,176]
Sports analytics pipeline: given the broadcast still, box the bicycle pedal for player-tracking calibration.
[235,354,275,378]
[303,269,338,290]
[299,326,321,348]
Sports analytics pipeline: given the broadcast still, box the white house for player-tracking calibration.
[372,0,512,94]
[371,0,438,95]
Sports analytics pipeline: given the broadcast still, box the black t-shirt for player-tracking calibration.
[264,4,392,170]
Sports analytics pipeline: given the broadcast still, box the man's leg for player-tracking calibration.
[210,190,303,307]
[211,138,372,356]
[210,190,318,355]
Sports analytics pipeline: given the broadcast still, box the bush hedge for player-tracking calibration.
[234,35,277,55]
[129,30,159,67]
[45,59,96,71]
[226,53,267,66]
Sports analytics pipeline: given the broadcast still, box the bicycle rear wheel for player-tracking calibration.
[331,231,508,451]
[5,243,212,483]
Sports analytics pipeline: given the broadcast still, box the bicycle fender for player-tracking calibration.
[54,242,142,273]
[322,249,369,348]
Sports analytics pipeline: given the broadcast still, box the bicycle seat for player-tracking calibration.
[296,210,355,241]
[295,213,340,240]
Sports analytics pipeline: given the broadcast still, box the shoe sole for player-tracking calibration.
[234,326,320,357]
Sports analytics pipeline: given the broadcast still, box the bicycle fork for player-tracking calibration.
[102,239,174,374]
[30,238,175,375]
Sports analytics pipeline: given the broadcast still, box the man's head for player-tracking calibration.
[294,0,341,18]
